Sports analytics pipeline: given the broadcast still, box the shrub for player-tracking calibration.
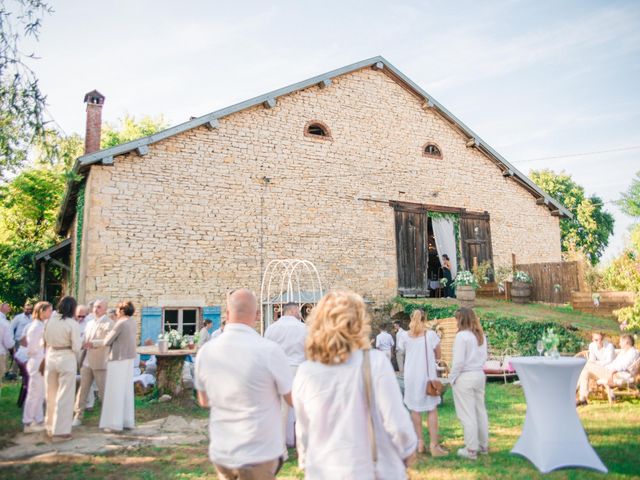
[391,297,458,320]
[479,312,585,355]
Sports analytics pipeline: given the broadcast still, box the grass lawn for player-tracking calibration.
[1,380,638,479]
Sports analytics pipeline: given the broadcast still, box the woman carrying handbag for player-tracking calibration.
[403,309,448,456]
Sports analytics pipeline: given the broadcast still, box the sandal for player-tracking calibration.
[430,444,449,457]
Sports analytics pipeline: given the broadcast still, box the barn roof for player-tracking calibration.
[56,55,571,234]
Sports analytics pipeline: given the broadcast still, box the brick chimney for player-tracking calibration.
[83,90,105,154]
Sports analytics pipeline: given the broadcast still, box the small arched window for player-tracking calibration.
[304,121,331,139]
[423,142,442,158]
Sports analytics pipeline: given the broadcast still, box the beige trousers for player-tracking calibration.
[578,362,609,401]
[0,354,6,382]
[396,351,405,374]
[45,350,77,436]
[74,366,107,418]
[281,365,298,453]
[452,370,489,452]
[215,458,280,480]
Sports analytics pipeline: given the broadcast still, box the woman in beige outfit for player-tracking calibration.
[87,300,137,432]
[44,296,82,440]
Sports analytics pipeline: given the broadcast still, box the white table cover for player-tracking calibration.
[510,356,607,473]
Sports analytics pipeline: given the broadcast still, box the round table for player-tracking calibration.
[137,346,196,398]
[510,356,607,473]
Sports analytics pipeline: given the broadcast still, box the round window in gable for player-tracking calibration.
[304,121,331,139]
[423,142,442,158]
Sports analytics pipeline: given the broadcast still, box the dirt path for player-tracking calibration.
[0,415,208,462]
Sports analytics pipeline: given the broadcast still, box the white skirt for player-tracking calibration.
[100,358,135,431]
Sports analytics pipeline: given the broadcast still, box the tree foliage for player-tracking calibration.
[0,0,52,177]
[617,171,640,218]
[529,169,614,265]
[101,114,167,149]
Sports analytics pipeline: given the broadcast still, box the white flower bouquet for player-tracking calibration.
[159,329,189,350]
[453,270,479,289]
[513,270,533,283]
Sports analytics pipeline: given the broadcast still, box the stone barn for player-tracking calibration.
[44,56,569,341]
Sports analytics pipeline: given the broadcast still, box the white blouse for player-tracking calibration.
[293,349,417,479]
[449,330,488,384]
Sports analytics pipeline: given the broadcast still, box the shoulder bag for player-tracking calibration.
[424,332,443,396]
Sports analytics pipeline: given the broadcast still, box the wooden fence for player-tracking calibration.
[571,291,636,318]
[514,261,583,304]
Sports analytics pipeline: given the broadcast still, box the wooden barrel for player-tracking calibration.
[512,281,532,304]
[456,285,476,306]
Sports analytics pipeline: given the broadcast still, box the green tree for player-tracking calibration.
[617,171,640,218]
[529,169,614,265]
[0,0,52,176]
[101,114,167,149]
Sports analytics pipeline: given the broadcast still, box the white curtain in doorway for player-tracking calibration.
[432,217,458,279]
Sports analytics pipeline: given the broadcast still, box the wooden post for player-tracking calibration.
[39,262,46,300]
[472,256,478,274]
[576,260,587,292]
[512,253,517,272]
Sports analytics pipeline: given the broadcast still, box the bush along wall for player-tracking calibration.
[479,312,585,355]
[391,297,458,320]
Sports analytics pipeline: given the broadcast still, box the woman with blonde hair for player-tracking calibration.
[22,301,52,432]
[403,308,448,456]
[293,290,417,479]
[450,307,489,460]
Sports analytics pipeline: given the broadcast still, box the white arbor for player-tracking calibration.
[259,259,323,335]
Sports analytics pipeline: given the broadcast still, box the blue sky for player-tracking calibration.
[23,0,640,262]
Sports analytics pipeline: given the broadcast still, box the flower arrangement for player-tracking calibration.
[513,270,533,283]
[541,327,560,358]
[453,270,479,289]
[439,277,449,287]
[159,329,189,350]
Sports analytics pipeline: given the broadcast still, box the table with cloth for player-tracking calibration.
[510,356,607,474]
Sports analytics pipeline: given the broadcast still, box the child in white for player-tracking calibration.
[449,307,489,460]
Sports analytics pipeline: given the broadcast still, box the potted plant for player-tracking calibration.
[512,270,533,304]
[453,270,479,306]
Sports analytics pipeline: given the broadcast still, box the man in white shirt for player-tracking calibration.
[578,334,639,405]
[393,321,409,374]
[376,323,394,360]
[10,302,33,374]
[195,289,293,479]
[0,303,15,382]
[265,303,307,454]
[587,332,615,366]
[197,319,213,350]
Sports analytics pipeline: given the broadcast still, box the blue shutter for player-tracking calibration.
[140,307,163,346]
[203,306,221,330]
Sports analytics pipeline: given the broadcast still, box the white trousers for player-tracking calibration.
[282,365,298,453]
[452,370,489,452]
[45,350,77,436]
[23,359,45,425]
[396,351,405,374]
[99,358,135,431]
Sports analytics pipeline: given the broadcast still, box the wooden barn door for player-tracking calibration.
[394,206,429,296]
[460,211,494,276]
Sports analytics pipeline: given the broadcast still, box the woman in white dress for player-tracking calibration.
[87,300,137,432]
[403,309,448,456]
[22,301,52,432]
[293,290,417,479]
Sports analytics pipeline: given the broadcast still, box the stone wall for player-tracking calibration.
[79,67,561,319]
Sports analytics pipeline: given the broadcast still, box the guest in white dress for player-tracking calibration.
[22,301,52,432]
[293,290,417,479]
[449,307,489,460]
[87,300,137,432]
[403,308,448,457]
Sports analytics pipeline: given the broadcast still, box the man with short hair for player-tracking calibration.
[73,299,113,426]
[265,302,307,454]
[75,305,91,341]
[394,321,409,374]
[587,332,615,366]
[376,323,394,361]
[578,334,639,405]
[197,319,214,350]
[10,302,33,374]
[196,289,293,480]
[0,303,14,382]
